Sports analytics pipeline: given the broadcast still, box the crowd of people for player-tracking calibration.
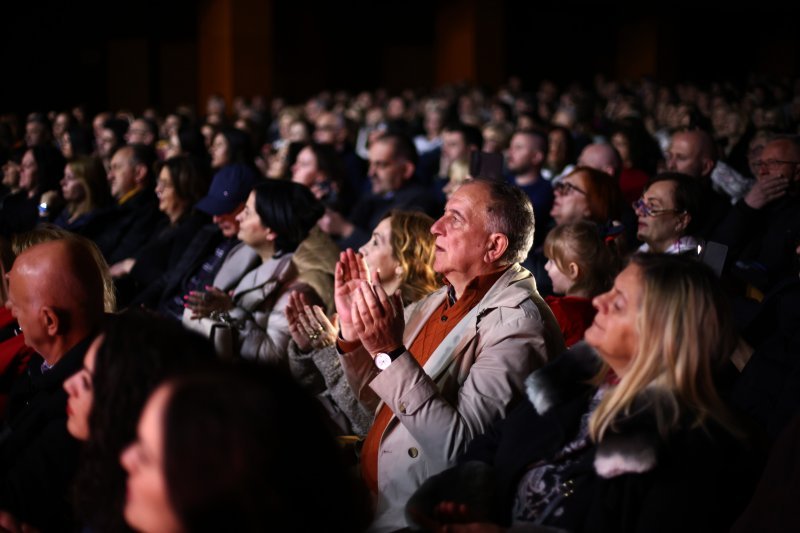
[0,73,798,531]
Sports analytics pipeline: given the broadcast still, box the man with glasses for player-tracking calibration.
[715,135,800,292]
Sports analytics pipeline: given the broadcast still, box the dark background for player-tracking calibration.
[2,1,799,115]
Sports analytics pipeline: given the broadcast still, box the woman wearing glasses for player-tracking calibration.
[550,167,624,227]
[634,173,702,255]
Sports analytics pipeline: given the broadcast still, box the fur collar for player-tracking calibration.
[524,342,676,479]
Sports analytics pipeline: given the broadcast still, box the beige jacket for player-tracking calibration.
[339,263,565,532]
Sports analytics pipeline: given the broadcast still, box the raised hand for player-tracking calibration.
[351,279,404,357]
[285,290,312,352]
[334,248,371,342]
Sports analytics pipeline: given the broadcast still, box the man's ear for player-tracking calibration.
[134,163,148,187]
[40,306,60,336]
[701,157,715,177]
[402,161,415,181]
[484,233,509,264]
[676,212,691,234]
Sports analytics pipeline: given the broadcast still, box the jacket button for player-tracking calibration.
[398,402,406,414]
[408,447,419,458]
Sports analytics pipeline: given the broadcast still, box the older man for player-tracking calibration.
[0,237,105,530]
[716,135,800,293]
[336,179,564,531]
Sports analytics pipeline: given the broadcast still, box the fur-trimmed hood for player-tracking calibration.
[524,342,681,479]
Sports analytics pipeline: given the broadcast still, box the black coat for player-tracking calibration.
[408,344,761,533]
[0,337,91,531]
[93,189,165,265]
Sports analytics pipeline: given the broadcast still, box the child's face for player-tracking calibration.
[545,258,574,295]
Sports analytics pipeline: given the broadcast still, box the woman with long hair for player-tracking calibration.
[119,364,372,532]
[286,210,439,435]
[408,254,759,532]
[63,310,215,532]
[53,155,112,232]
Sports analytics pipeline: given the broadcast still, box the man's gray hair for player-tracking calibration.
[472,179,535,264]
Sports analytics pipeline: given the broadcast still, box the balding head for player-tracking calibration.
[666,129,717,178]
[6,238,104,363]
[577,143,621,178]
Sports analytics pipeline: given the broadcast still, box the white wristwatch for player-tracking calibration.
[374,346,406,370]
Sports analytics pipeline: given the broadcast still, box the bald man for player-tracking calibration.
[577,143,621,179]
[0,238,105,530]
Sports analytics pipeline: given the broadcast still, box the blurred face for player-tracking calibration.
[53,113,70,139]
[210,133,229,169]
[291,147,320,188]
[98,128,118,159]
[610,132,630,167]
[547,130,568,168]
[666,133,703,177]
[64,335,102,441]
[25,121,46,147]
[212,204,244,238]
[368,140,408,195]
[544,258,573,295]
[430,182,493,280]
[19,150,37,191]
[584,263,643,377]
[156,167,186,221]
[108,149,139,199]
[550,172,590,225]
[313,114,339,145]
[126,119,152,145]
[635,180,686,251]
[756,140,800,186]
[358,217,399,288]
[507,133,540,174]
[120,386,182,533]
[60,132,74,160]
[235,192,271,248]
[60,164,86,203]
[2,161,20,189]
[442,131,468,164]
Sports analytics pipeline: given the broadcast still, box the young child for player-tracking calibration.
[543,220,620,346]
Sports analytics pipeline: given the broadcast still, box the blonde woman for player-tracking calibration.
[53,156,112,232]
[286,210,439,435]
[407,254,759,532]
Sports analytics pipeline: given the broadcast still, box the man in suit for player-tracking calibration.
[336,179,565,531]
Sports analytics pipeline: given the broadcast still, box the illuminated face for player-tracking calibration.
[120,386,182,533]
[430,182,493,280]
[64,335,102,441]
[358,217,400,288]
[635,180,687,252]
[108,149,139,199]
[544,258,573,295]
[212,204,244,238]
[155,167,186,221]
[666,133,704,177]
[235,191,270,248]
[291,147,320,188]
[19,150,38,192]
[61,164,87,203]
[550,172,591,225]
[584,263,643,377]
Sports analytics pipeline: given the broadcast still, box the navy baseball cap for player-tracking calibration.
[195,164,260,216]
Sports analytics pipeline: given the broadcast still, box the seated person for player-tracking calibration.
[408,255,760,533]
[120,365,372,532]
[182,180,326,364]
[543,221,620,346]
[634,173,702,255]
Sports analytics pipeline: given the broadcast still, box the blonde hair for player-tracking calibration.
[12,225,117,312]
[588,254,742,442]
[543,221,619,298]
[386,210,439,304]
[66,156,109,220]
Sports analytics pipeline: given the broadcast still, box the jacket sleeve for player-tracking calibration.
[368,304,551,470]
[311,345,374,436]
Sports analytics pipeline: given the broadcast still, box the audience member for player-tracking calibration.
[634,172,702,255]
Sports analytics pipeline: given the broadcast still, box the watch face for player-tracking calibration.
[375,352,392,370]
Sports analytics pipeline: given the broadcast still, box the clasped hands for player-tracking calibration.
[335,248,405,358]
[183,285,234,319]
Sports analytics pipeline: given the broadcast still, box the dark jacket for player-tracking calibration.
[408,344,760,533]
[0,337,92,531]
[94,189,165,265]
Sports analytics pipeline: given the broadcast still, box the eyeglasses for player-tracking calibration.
[632,197,684,217]
[752,159,800,170]
[553,181,587,196]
